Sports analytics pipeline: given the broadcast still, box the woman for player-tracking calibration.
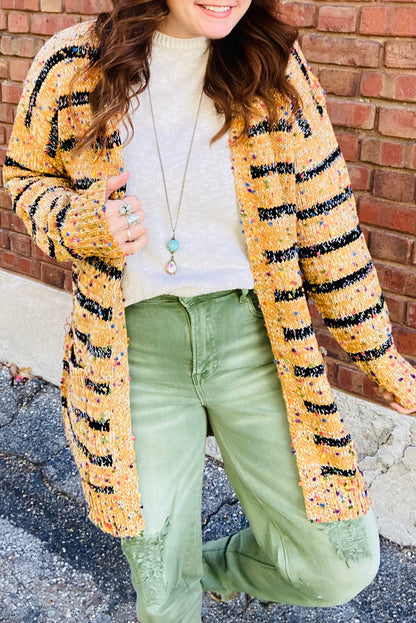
[4,1,416,621]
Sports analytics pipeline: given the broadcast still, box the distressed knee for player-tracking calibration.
[121,517,170,608]
[302,515,380,606]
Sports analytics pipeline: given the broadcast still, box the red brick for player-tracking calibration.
[379,107,416,140]
[318,5,357,33]
[9,231,31,255]
[406,302,416,330]
[362,375,385,404]
[0,34,44,57]
[375,262,416,298]
[336,132,359,162]
[0,230,10,250]
[8,58,31,82]
[32,243,61,264]
[369,230,412,265]
[30,13,78,36]
[0,11,6,30]
[40,261,66,289]
[65,0,111,14]
[385,40,416,69]
[8,12,30,33]
[383,293,406,325]
[324,357,336,386]
[281,1,316,28]
[327,99,375,129]
[319,68,358,97]
[337,365,364,396]
[391,325,416,357]
[373,169,415,204]
[0,103,14,124]
[0,210,28,234]
[347,164,371,191]
[360,6,416,37]
[0,190,12,210]
[0,250,19,271]
[40,0,61,11]
[64,269,72,291]
[315,329,350,363]
[0,59,7,79]
[361,72,416,103]
[358,197,416,236]
[301,35,380,68]
[1,82,23,104]
[1,0,39,8]
[361,139,404,168]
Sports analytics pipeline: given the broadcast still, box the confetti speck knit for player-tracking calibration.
[4,22,416,537]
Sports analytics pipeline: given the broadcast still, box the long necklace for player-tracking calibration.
[148,85,204,275]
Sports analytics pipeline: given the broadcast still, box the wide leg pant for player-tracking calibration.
[122,290,380,623]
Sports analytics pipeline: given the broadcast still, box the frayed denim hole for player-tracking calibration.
[122,517,170,607]
[319,516,371,567]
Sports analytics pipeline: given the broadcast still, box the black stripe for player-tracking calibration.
[284,325,314,341]
[251,161,295,179]
[349,336,392,363]
[291,47,324,116]
[324,295,385,330]
[265,244,298,264]
[295,109,312,138]
[314,434,351,448]
[73,177,99,190]
[294,364,325,378]
[305,401,337,415]
[305,261,373,295]
[71,406,110,432]
[74,327,112,359]
[25,49,96,128]
[85,377,111,396]
[74,437,113,467]
[60,137,77,152]
[4,156,32,171]
[298,225,362,260]
[248,118,293,137]
[95,130,122,150]
[85,256,124,281]
[45,111,59,158]
[11,179,34,212]
[88,483,114,495]
[75,288,113,321]
[275,286,304,302]
[321,466,357,478]
[28,188,55,236]
[295,148,341,184]
[58,90,90,111]
[297,186,353,221]
[258,203,296,222]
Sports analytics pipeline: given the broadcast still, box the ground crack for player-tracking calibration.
[202,497,240,528]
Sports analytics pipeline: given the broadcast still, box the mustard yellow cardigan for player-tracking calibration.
[4,22,416,537]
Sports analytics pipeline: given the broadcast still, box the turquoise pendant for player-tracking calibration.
[166,257,177,275]
[166,238,180,253]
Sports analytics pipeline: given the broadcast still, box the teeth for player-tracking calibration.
[202,5,231,12]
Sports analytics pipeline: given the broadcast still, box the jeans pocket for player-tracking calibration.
[242,290,264,319]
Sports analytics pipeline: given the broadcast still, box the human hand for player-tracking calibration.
[375,388,416,416]
[104,171,148,256]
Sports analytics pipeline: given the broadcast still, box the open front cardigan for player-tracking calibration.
[4,22,416,537]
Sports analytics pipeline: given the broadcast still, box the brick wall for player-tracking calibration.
[0,1,415,403]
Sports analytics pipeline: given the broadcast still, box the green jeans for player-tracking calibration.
[122,290,380,623]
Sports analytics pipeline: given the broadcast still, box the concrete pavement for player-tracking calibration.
[0,364,415,623]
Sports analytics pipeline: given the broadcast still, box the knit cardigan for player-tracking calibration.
[4,22,416,537]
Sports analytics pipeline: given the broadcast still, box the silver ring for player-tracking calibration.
[126,228,132,240]
[126,212,140,227]
[119,200,133,216]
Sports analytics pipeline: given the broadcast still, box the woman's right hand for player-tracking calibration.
[105,171,148,256]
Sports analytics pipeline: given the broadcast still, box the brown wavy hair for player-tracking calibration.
[77,0,298,151]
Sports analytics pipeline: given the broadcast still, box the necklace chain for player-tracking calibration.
[148,85,204,273]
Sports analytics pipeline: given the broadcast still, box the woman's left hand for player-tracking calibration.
[376,388,416,416]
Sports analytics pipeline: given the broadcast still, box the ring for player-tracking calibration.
[126,212,140,227]
[119,200,133,216]
[126,228,132,241]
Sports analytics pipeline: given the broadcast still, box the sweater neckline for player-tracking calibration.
[153,30,209,51]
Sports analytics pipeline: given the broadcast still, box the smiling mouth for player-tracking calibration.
[199,5,233,14]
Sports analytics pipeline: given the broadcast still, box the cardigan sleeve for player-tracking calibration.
[289,44,416,411]
[3,32,124,264]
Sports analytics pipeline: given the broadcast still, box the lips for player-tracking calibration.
[197,4,233,17]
